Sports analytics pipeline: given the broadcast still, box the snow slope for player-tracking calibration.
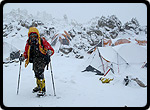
[3,8,147,108]
[3,53,147,107]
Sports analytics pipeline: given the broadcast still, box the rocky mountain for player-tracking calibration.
[3,8,147,60]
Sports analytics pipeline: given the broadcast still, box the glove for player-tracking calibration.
[19,54,25,62]
[47,50,53,56]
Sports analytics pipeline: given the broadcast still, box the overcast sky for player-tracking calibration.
[3,3,147,25]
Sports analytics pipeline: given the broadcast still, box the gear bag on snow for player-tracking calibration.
[82,65,104,75]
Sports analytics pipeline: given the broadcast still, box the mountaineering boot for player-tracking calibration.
[37,79,46,96]
[32,78,41,93]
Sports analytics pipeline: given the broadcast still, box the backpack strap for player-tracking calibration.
[40,38,44,49]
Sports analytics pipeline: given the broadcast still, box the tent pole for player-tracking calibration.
[97,47,105,73]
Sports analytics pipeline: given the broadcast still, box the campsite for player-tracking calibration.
[3,41,147,107]
[3,5,147,107]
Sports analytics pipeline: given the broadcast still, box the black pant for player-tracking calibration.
[33,57,47,79]
[29,45,50,79]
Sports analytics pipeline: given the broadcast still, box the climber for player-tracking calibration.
[19,27,54,96]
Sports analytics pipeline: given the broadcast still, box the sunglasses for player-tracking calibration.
[29,33,38,38]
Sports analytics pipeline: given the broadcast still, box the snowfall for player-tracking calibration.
[3,9,147,108]
[3,43,147,107]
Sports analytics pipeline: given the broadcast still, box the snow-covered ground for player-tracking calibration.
[3,52,147,107]
[3,8,147,108]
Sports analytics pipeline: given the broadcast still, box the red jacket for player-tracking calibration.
[23,38,54,59]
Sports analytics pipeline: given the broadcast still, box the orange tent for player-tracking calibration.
[62,34,70,43]
[135,39,147,46]
[64,30,71,38]
[114,39,131,46]
[103,39,112,47]
[59,37,63,43]
[51,31,71,45]
[52,34,59,41]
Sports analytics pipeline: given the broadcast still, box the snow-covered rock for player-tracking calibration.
[3,8,147,60]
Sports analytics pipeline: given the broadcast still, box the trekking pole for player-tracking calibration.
[17,61,22,95]
[49,57,56,96]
